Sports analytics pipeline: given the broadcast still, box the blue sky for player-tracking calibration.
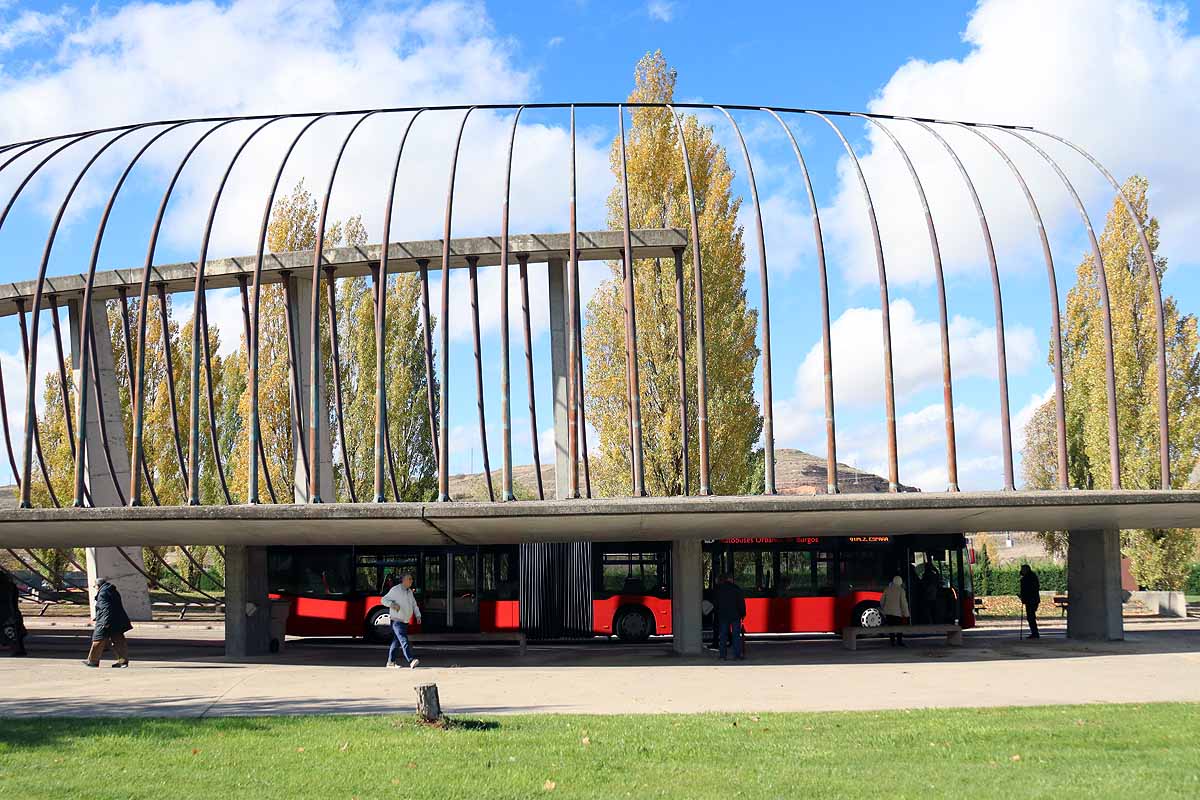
[0,0,1197,493]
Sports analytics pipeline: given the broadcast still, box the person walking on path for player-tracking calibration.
[880,575,910,647]
[85,578,131,668]
[1,571,27,656]
[714,573,746,661]
[1019,564,1041,639]
[381,573,421,669]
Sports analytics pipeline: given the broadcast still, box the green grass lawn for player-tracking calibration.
[1,704,1197,799]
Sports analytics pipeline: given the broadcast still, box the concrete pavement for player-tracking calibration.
[2,619,1198,717]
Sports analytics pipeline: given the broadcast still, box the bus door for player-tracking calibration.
[420,549,480,632]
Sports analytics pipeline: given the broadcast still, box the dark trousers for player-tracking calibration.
[388,620,415,665]
[1024,603,1040,638]
[718,619,743,660]
[885,614,904,645]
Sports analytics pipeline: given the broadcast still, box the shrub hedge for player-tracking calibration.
[1186,563,1200,596]
[974,563,1066,596]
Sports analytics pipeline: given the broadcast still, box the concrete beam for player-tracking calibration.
[1067,529,1124,641]
[4,490,1200,548]
[0,229,688,318]
[68,298,151,621]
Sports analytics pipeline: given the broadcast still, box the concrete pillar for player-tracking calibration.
[69,298,151,621]
[224,545,271,657]
[1067,529,1124,641]
[671,538,703,655]
[547,257,571,499]
[286,274,334,503]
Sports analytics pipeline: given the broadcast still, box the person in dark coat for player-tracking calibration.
[86,578,132,668]
[714,573,746,661]
[1019,564,1041,639]
[0,571,27,656]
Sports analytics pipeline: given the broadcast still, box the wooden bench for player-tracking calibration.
[1052,595,1069,616]
[842,624,963,651]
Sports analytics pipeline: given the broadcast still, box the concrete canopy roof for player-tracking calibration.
[2,490,1198,548]
[0,228,688,317]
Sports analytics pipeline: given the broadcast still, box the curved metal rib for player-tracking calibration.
[438,107,476,501]
[323,266,354,502]
[417,258,439,477]
[857,115,964,491]
[117,289,161,506]
[988,126,1122,489]
[13,127,142,507]
[280,272,311,490]
[668,106,713,496]
[617,105,647,497]
[518,254,544,500]
[237,277,278,504]
[499,106,525,501]
[193,115,293,504]
[715,107,775,495]
[198,290,232,504]
[130,120,237,505]
[15,301,62,507]
[48,297,77,460]
[307,110,376,501]
[808,112,900,491]
[944,123,1068,489]
[241,114,324,504]
[85,322,128,506]
[373,110,426,502]
[671,246,689,494]
[467,255,494,501]
[763,109,836,493]
[1032,129,1169,489]
[566,106,580,499]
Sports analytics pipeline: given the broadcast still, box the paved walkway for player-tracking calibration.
[2,619,1198,717]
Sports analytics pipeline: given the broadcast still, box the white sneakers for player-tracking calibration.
[409,659,420,669]
[385,659,420,669]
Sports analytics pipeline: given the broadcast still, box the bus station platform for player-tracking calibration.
[3,617,1197,718]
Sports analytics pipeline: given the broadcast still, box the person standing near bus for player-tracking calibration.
[879,575,910,647]
[1,572,27,656]
[714,573,746,661]
[85,578,131,668]
[1019,564,1041,639]
[381,573,421,669]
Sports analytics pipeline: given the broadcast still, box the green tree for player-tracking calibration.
[584,51,762,497]
[1020,398,1068,559]
[1024,176,1200,589]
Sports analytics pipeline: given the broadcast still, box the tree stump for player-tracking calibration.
[415,683,442,723]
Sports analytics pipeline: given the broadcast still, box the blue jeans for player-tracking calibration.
[388,620,415,665]
[718,620,743,659]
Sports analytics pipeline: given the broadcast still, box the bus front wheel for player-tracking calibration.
[613,607,655,643]
[365,607,393,644]
[855,603,883,629]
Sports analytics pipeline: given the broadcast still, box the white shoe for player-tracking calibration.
[385,662,399,669]
[409,659,420,669]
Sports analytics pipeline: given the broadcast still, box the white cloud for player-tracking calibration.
[546,35,564,48]
[647,1,674,22]
[821,0,1200,289]
[789,298,1036,412]
[0,8,66,51]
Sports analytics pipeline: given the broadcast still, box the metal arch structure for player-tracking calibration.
[0,101,1187,556]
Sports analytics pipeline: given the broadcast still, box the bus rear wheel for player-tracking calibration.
[366,607,393,644]
[855,602,883,629]
[614,607,654,643]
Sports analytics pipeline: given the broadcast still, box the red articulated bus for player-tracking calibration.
[267,533,974,643]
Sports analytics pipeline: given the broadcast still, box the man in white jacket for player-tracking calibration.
[381,574,422,668]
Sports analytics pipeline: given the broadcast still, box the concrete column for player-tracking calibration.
[671,538,703,655]
[69,299,151,621]
[286,275,334,503]
[1067,529,1124,641]
[547,257,571,500]
[224,545,271,657]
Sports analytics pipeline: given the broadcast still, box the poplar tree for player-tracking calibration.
[584,51,762,497]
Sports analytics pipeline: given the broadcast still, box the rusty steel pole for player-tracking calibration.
[943,122,1068,489]
[467,256,495,501]
[499,107,524,501]
[668,106,712,496]
[616,106,647,496]
[325,265,355,503]
[519,254,545,500]
[809,112,900,491]
[566,106,580,499]
[671,246,690,495]
[765,109,838,493]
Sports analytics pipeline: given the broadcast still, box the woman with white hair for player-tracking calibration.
[879,575,910,647]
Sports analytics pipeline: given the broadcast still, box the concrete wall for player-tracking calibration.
[1129,590,1187,618]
